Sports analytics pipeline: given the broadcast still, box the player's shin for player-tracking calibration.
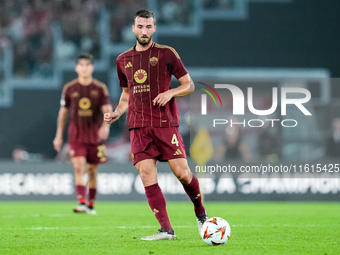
[145,183,172,232]
[88,188,96,208]
[182,174,205,215]
[76,185,87,204]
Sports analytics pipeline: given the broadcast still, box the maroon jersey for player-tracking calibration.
[116,42,188,128]
[61,79,111,145]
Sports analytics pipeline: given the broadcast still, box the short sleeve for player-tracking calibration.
[61,86,70,108]
[166,47,188,80]
[100,84,111,106]
[117,58,128,88]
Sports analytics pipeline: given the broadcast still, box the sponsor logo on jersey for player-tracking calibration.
[125,61,132,68]
[134,69,147,84]
[149,57,158,66]
[133,84,150,94]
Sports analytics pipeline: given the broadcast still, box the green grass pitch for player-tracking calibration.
[0,201,339,255]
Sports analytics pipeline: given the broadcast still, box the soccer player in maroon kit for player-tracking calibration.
[104,10,207,240]
[53,53,112,215]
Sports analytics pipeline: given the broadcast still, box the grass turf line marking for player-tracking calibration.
[2,213,67,218]
[1,225,196,231]
[2,224,319,231]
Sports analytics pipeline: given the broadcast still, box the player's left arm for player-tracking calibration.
[98,103,113,140]
[153,74,195,106]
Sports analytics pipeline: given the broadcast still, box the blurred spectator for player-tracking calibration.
[55,34,77,61]
[0,28,10,56]
[60,0,100,58]
[1,0,104,78]
[325,117,340,159]
[180,112,197,157]
[1,0,199,77]
[218,0,235,9]
[158,0,192,26]
[12,145,43,163]
[203,0,235,10]
[22,0,52,76]
[55,143,70,162]
[107,0,194,43]
[1,0,200,78]
[107,0,147,43]
[202,0,219,9]
[12,145,29,163]
[215,120,252,163]
[257,121,281,163]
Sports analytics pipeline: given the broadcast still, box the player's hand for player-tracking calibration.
[153,90,174,106]
[53,137,63,152]
[104,110,121,125]
[98,124,110,140]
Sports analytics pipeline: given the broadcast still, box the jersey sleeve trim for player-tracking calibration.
[117,47,134,59]
[154,43,181,59]
[93,79,110,96]
[62,79,78,94]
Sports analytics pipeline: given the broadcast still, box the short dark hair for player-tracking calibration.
[76,53,94,64]
[134,9,156,25]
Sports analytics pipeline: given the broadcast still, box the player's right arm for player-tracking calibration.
[104,87,129,125]
[53,106,68,151]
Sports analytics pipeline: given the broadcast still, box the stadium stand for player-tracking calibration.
[0,0,339,163]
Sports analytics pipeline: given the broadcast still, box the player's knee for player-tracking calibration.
[138,169,155,184]
[175,169,191,184]
[74,165,84,175]
[87,170,97,179]
[87,165,97,175]
[139,169,151,182]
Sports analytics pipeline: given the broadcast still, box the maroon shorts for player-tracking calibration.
[130,126,187,165]
[69,143,107,164]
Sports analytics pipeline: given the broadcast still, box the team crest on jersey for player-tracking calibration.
[71,91,79,98]
[90,90,99,97]
[79,97,91,110]
[134,69,147,84]
[149,57,158,66]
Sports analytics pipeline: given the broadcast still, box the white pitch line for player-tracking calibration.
[1,225,196,231]
[2,213,67,218]
[1,224,310,231]
[117,225,194,229]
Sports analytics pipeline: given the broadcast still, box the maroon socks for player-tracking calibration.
[145,183,172,232]
[88,188,97,208]
[144,176,205,231]
[76,185,96,208]
[182,175,205,215]
[76,185,86,204]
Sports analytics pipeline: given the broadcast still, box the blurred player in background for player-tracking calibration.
[53,53,112,214]
[104,10,207,240]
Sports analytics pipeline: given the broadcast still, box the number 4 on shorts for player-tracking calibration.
[171,134,179,146]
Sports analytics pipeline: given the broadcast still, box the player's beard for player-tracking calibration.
[136,35,152,46]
